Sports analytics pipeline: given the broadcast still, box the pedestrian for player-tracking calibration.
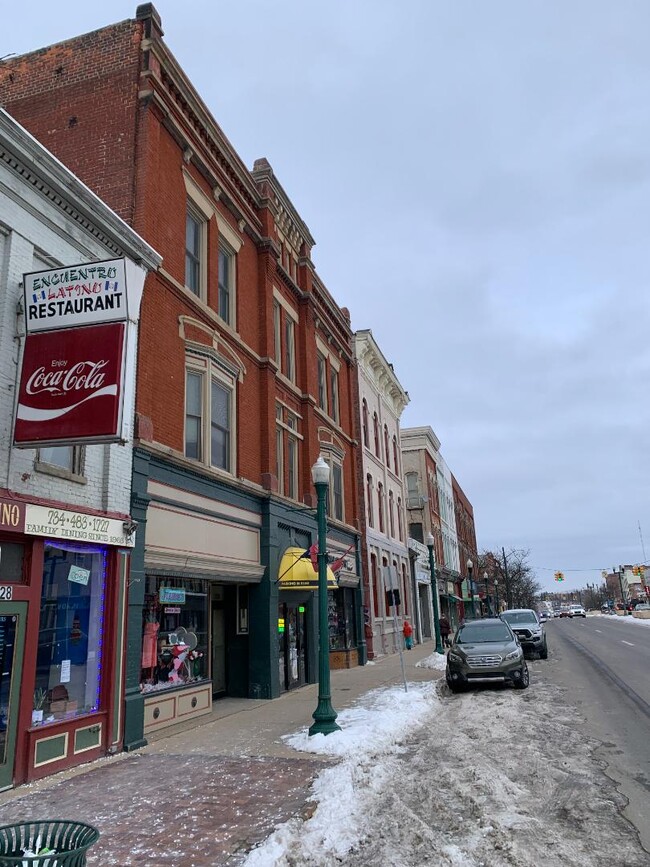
[439,614,452,648]
[403,619,414,650]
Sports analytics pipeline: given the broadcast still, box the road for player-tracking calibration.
[546,615,650,854]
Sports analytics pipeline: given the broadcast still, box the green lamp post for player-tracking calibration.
[467,558,477,620]
[494,576,499,614]
[483,570,490,616]
[426,533,444,654]
[309,456,341,736]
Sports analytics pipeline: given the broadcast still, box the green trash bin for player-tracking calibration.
[0,820,99,866]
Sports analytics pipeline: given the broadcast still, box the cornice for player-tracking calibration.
[355,332,409,416]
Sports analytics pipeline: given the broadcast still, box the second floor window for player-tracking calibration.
[284,317,295,382]
[377,482,385,533]
[330,368,339,423]
[373,413,380,457]
[384,425,390,470]
[362,400,369,448]
[317,353,328,413]
[389,491,395,538]
[185,360,234,472]
[273,302,282,366]
[392,435,399,475]
[366,474,374,527]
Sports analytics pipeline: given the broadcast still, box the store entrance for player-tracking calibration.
[211,605,226,697]
[0,601,27,791]
[278,602,307,692]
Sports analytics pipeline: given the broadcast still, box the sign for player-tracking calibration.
[0,586,13,601]
[24,258,133,333]
[278,617,285,633]
[14,322,126,447]
[68,565,90,586]
[159,587,186,604]
[0,498,25,534]
[60,659,71,684]
[25,504,135,547]
[164,606,181,614]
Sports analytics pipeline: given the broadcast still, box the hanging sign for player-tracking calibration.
[24,504,135,547]
[68,565,90,586]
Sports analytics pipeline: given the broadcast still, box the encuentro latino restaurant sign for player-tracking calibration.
[14,257,146,448]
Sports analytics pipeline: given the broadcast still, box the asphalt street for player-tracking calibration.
[546,616,650,855]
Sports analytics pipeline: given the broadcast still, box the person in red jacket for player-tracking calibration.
[403,620,414,650]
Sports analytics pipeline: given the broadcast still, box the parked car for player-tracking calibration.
[634,603,650,611]
[446,618,529,692]
[568,604,586,618]
[500,609,548,658]
[559,607,571,618]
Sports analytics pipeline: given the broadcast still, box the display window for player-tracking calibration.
[328,588,357,651]
[33,542,107,727]
[140,576,208,694]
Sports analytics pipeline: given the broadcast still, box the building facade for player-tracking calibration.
[0,108,160,786]
[452,475,479,619]
[353,330,410,658]
[0,5,363,747]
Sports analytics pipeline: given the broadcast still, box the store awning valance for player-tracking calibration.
[278,547,337,591]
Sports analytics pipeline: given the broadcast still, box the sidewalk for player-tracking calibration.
[0,642,442,866]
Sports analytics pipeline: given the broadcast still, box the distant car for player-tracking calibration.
[553,609,562,618]
[559,608,571,618]
[446,618,529,692]
[500,609,548,659]
[568,604,586,618]
[537,611,548,623]
[634,603,650,611]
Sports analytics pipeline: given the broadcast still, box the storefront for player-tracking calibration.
[0,496,133,788]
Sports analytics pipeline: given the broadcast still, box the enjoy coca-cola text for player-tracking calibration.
[26,360,109,395]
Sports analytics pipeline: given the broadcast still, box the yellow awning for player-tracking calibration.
[279,547,337,591]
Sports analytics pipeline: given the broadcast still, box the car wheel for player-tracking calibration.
[446,678,465,693]
[539,644,548,660]
[514,663,529,689]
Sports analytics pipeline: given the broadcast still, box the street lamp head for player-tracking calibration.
[483,571,488,581]
[311,455,330,486]
[425,532,435,548]
[467,558,473,572]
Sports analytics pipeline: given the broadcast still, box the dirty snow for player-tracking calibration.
[244,662,648,867]
[415,651,448,671]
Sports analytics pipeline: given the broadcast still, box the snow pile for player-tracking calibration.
[243,682,439,865]
[602,613,650,629]
[416,651,448,671]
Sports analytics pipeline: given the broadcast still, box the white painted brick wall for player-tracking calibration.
[0,157,138,517]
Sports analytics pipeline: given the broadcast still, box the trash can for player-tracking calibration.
[0,820,100,866]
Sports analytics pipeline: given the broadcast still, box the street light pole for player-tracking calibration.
[309,456,340,737]
[426,533,444,654]
[616,565,628,614]
[494,577,499,614]
[467,558,476,619]
[483,571,489,616]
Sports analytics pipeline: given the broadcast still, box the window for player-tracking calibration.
[185,359,235,472]
[384,426,390,469]
[392,435,399,475]
[389,491,395,538]
[332,462,343,521]
[37,446,83,477]
[317,353,328,413]
[218,242,235,324]
[366,474,374,527]
[284,317,295,382]
[273,302,281,366]
[409,522,424,543]
[330,368,339,423]
[373,413,380,457]
[185,208,202,295]
[33,543,108,726]
[371,554,381,618]
[276,405,302,500]
[402,562,409,615]
[377,482,385,533]
[397,497,404,541]
[362,400,369,448]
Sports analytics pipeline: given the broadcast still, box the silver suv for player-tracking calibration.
[500,609,548,659]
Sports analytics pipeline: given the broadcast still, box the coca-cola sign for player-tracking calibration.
[14,322,126,446]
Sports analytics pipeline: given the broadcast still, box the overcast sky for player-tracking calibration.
[3,2,649,592]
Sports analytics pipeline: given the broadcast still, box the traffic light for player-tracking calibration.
[554,571,565,582]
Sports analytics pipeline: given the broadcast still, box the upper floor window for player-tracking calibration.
[330,368,340,424]
[384,425,390,470]
[276,405,302,500]
[389,490,395,538]
[366,474,374,527]
[218,242,235,325]
[362,400,369,448]
[322,448,345,522]
[397,497,404,540]
[405,472,419,501]
[36,446,84,480]
[392,435,399,475]
[373,413,380,457]
[377,482,385,533]
[284,316,295,382]
[273,301,281,366]
[185,208,203,296]
[317,353,328,413]
[185,357,235,473]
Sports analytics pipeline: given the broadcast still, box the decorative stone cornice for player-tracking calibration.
[354,330,410,417]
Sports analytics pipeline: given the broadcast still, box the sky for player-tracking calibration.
[2,1,649,592]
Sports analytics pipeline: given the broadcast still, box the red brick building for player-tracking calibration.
[0,3,364,748]
[452,474,478,615]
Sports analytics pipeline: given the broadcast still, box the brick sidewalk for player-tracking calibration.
[0,642,441,865]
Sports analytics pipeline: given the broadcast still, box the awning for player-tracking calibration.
[278,547,337,591]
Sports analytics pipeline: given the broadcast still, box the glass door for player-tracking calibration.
[0,602,27,791]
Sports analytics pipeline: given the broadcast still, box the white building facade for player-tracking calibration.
[0,109,160,787]
[354,330,411,658]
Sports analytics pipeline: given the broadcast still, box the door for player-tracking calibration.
[0,601,27,791]
[211,606,226,696]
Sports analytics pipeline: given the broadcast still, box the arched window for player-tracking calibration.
[393,559,400,614]
[362,399,369,448]
[384,425,390,470]
[366,474,374,527]
[371,553,380,619]
[389,490,395,538]
[392,435,399,476]
[373,413,380,457]
[377,482,385,533]
[397,497,404,541]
